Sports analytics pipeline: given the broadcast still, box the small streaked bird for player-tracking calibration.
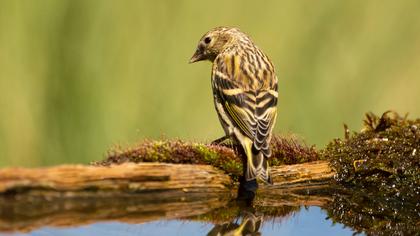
[190,27,278,184]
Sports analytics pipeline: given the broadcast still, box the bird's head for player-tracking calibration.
[189,26,241,63]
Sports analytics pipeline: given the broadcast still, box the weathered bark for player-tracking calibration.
[270,161,334,188]
[0,163,231,194]
[0,161,333,194]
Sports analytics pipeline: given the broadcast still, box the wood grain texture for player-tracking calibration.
[0,161,334,194]
[0,163,232,193]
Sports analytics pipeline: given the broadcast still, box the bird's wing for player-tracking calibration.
[254,88,278,155]
[212,56,257,140]
[212,53,278,155]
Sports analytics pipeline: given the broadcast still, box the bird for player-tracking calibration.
[189,27,278,184]
[206,210,263,236]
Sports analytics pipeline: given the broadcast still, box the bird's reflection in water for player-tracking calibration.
[207,178,262,236]
[207,210,263,236]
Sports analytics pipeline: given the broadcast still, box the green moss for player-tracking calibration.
[192,143,243,181]
[194,144,220,163]
[95,135,319,181]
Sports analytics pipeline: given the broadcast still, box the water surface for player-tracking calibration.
[1,185,417,236]
[4,207,356,236]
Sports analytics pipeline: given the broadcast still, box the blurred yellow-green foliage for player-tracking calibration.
[1,0,419,167]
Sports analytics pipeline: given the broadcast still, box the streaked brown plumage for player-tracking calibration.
[190,27,278,183]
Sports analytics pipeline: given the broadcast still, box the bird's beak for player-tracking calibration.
[189,50,205,63]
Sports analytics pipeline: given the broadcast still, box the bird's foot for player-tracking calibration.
[236,177,258,206]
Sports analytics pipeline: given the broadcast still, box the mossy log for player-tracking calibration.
[0,161,333,195]
[98,135,320,182]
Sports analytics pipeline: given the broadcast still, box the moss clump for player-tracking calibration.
[95,135,319,181]
[322,111,420,200]
[270,135,319,165]
[96,139,242,180]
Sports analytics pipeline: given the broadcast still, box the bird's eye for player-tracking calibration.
[204,37,211,44]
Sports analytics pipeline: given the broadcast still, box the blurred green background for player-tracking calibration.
[1,0,419,167]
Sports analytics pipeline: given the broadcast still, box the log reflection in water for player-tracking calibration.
[0,184,331,233]
[0,190,230,233]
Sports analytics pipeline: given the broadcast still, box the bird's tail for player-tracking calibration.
[243,140,272,184]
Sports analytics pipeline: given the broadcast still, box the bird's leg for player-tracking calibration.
[211,135,229,145]
[211,136,235,147]
[237,176,258,205]
[236,145,258,205]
